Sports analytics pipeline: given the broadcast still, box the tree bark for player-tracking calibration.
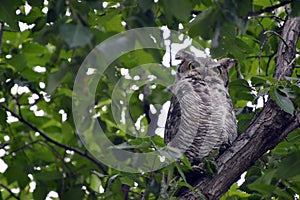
[179,16,300,200]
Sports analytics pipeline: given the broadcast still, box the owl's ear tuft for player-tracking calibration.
[175,50,195,60]
[218,58,237,70]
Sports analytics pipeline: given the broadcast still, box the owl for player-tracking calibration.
[164,50,237,165]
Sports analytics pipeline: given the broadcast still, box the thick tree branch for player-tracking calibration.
[180,16,300,200]
[1,105,108,174]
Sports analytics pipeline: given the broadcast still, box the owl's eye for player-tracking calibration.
[189,63,195,70]
[216,66,222,75]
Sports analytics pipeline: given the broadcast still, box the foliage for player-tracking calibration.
[0,0,300,199]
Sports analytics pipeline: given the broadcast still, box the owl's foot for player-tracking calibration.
[191,163,205,173]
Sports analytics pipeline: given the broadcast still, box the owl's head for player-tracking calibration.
[175,50,237,87]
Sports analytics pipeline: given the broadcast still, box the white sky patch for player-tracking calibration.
[19,22,34,31]
[11,84,30,95]
[16,9,21,15]
[64,157,71,162]
[66,150,74,155]
[24,2,32,15]
[150,104,157,114]
[120,68,128,75]
[44,0,49,6]
[86,68,97,75]
[159,155,165,162]
[0,149,5,157]
[178,23,183,30]
[99,185,104,193]
[0,159,8,173]
[133,75,140,80]
[102,105,108,111]
[190,46,207,57]
[59,109,67,122]
[0,98,5,103]
[161,26,171,39]
[42,7,48,14]
[121,21,127,27]
[4,136,10,142]
[65,8,71,16]
[33,66,46,73]
[120,110,126,124]
[237,172,247,186]
[28,93,40,104]
[39,82,46,89]
[46,191,59,200]
[7,112,18,123]
[130,85,139,91]
[155,101,170,138]
[40,91,51,102]
[11,188,20,195]
[102,2,108,8]
[29,181,36,192]
[135,114,145,130]
[30,105,46,117]
[147,74,157,82]
[138,93,144,101]
[120,68,132,79]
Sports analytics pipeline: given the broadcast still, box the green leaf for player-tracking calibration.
[269,87,294,115]
[33,181,49,200]
[27,0,44,7]
[35,171,62,181]
[0,0,19,31]
[276,152,300,179]
[46,62,69,94]
[189,7,219,39]
[59,24,93,48]
[167,0,193,22]
[61,186,85,200]
[4,164,30,189]
[138,0,153,12]
[248,183,276,195]
[291,1,300,17]
[6,54,27,71]
[0,108,7,128]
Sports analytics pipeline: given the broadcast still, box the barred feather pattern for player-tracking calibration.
[164,51,237,164]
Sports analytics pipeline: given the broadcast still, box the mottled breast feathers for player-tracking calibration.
[164,50,237,164]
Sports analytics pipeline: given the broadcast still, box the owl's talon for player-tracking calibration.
[191,163,204,173]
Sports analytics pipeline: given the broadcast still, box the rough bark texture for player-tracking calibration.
[179,16,300,200]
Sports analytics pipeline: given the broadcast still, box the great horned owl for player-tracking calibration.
[164,50,237,165]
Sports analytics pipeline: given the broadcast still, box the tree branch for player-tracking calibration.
[179,16,300,200]
[0,21,4,56]
[1,105,108,174]
[246,0,292,18]
[0,183,20,200]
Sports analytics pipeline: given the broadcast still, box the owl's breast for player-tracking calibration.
[165,73,237,164]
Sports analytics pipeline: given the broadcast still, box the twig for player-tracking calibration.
[0,183,20,200]
[264,30,289,48]
[1,105,108,174]
[10,139,45,154]
[246,0,292,18]
[0,21,4,56]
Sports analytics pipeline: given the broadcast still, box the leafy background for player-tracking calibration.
[0,0,300,199]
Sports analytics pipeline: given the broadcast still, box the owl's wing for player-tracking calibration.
[164,95,181,145]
